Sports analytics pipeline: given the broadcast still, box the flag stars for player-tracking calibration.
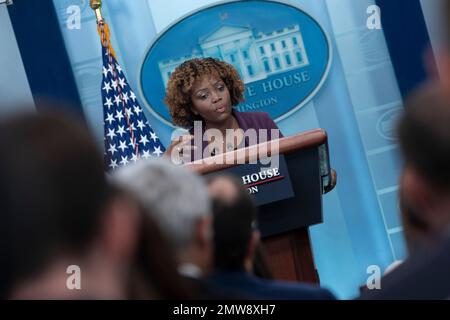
[137,120,145,131]
[120,156,129,166]
[142,150,151,159]
[149,131,158,143]
[122,92,130,104]
[105,113,115,125]
[118,77,126,89]
[103,58,165,169]
[104,97,113,109]
[134,105,142,116]
[108,143,117,155]
[114,94,122,106]
[125,107,133,118]
[128,123,136,132]
[116,125,126,137]
[115,110,124,121]
[139,135,150,147]
[107,64,114,75]
[102,81,112,94]
[109,159,118,170]
[106,128,117,139]
[111,79,119,91]
[153,146,163,157]
[118,140,128,152]
[130,153,139,162]
[129,138,137,148]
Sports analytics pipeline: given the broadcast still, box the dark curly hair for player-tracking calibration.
[164,57,245,128]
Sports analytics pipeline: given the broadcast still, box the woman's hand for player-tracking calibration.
[163,135,196,163]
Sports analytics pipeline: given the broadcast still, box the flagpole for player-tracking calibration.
[90,0,103,23]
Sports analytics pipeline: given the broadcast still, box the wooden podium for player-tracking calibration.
[185,129,332,284]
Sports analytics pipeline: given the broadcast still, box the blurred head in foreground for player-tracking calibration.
[0,108,140,299]
[398,83,450,254]
[207,175,260,273]
[112,158,213,276]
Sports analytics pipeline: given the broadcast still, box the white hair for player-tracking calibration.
[111,158,211,252]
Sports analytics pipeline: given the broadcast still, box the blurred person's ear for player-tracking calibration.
[99,194,141,263]
[424,46,440,81]
[247,230,261,259]
[194,215,213,250]
[434,49,450,96]
[400,166,449,235]
[245,230,261,272]
[399,168,427,255]
[400,167,431,216]
[190,215,214,274]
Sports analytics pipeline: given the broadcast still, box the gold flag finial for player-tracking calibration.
[90,0,103,22]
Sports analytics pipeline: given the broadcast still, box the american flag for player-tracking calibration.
[99,22,165,171]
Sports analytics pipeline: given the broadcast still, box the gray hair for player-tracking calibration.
[111,158,211,252]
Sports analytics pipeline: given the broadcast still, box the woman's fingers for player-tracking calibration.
[167,135,197,160]
[172,135,194,151]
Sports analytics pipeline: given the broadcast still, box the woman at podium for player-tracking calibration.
[163,57,336,191]
[163,57,283,161]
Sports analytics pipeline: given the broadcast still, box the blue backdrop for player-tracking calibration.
[4,0,434,299]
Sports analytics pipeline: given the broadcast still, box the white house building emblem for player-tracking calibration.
[140,0,332,126]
